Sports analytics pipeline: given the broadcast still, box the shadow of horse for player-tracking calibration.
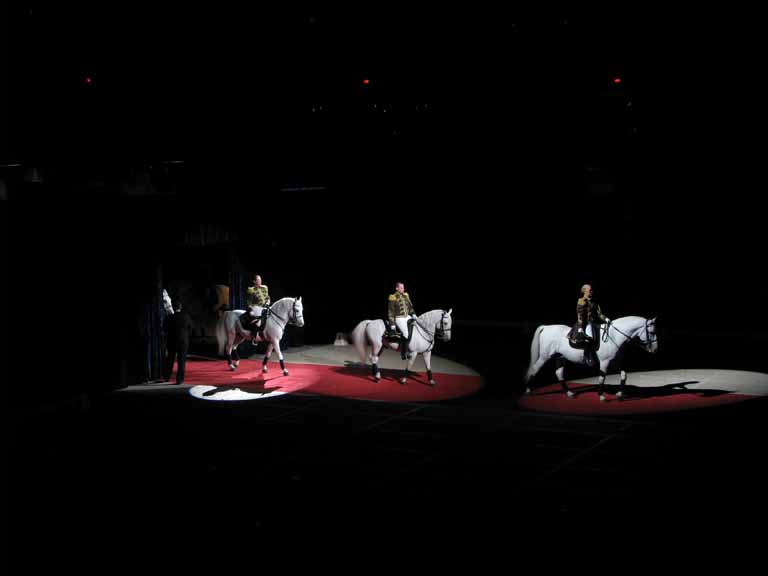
[566,380,732,401]
[339,362,435,388]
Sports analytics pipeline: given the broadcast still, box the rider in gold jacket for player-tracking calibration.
[574,284,608,367]
[245,274,270,337]
[388,282,417,360]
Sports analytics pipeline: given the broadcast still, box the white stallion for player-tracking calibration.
[350,309,453,386]
[216,297,304,375]
[524,316,658,401]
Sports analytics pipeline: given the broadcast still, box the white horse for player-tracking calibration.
[524,315,658,401]
[162,289,174,315]
[350,309,453,386]
[216,297,304,375]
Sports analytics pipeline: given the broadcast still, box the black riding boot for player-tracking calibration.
[402,320,414,360]
[583,340,595,367]
[257,311,268,338]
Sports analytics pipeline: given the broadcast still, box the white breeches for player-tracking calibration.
[248,306,264,318]
[395,317,410,338]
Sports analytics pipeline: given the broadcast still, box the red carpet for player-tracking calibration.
[180,358,483,402]
[517,382,755,415]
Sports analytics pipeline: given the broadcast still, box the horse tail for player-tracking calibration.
[525,325,545,382]
[216,313,228,356]
[350,320,371,364]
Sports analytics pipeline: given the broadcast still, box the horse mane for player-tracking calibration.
[416,309,450,329]
[611,316,648,330]
[271,296,296,309]
[419,309,444,319]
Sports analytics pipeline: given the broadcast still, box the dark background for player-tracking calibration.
[4,7,766,406]
[5,5,768,567]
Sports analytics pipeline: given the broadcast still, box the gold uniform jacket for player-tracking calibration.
[247,285,270,308]
[388,292,414,324]
[576,297,605,327]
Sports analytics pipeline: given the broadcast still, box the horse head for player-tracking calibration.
[291,297,305,327]
[436,308,453,342]
[162,289,174,315]
[639,316,658,353]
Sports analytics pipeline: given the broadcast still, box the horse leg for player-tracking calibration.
[423,350,436,387]
[371,342,383,382]
[400,352,419,386]
[617,370,627,400]
[232,344,240,368]
[273,338,289,376]
[525,357,548,395]
[227,334,237,371]
[555,357,574,398]
[597,360,610,401]
[226,345,233,370]
[262,342,274,374]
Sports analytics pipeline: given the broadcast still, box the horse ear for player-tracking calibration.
[447,308,453,315]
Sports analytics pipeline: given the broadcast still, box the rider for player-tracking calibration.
[574,283,609,367]
[388,281,417,360]
[245,274,270,338]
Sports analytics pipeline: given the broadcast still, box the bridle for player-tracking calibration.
[265,298,303,327]
[607,318,657,352]
[412,310,452,351]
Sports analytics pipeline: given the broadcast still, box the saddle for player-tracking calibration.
[567,326,590,350]
[240,311,257,331]
[384,327,403,342]
[384,317,417,341]
[241,306,272,333]
[238,312,256,330]
[384,321,414,359]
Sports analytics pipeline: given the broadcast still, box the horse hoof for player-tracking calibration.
[229,364,236,371]
[566,390,575,398]
[429,380,437,387]
[599,394,607,402]
[400,378,407,386]
[283,369,289,376]
[617,391,624,401]
[262,367,268,373]
[525,388,532,395]
[235,360,240,367]
[374,374,381,382]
